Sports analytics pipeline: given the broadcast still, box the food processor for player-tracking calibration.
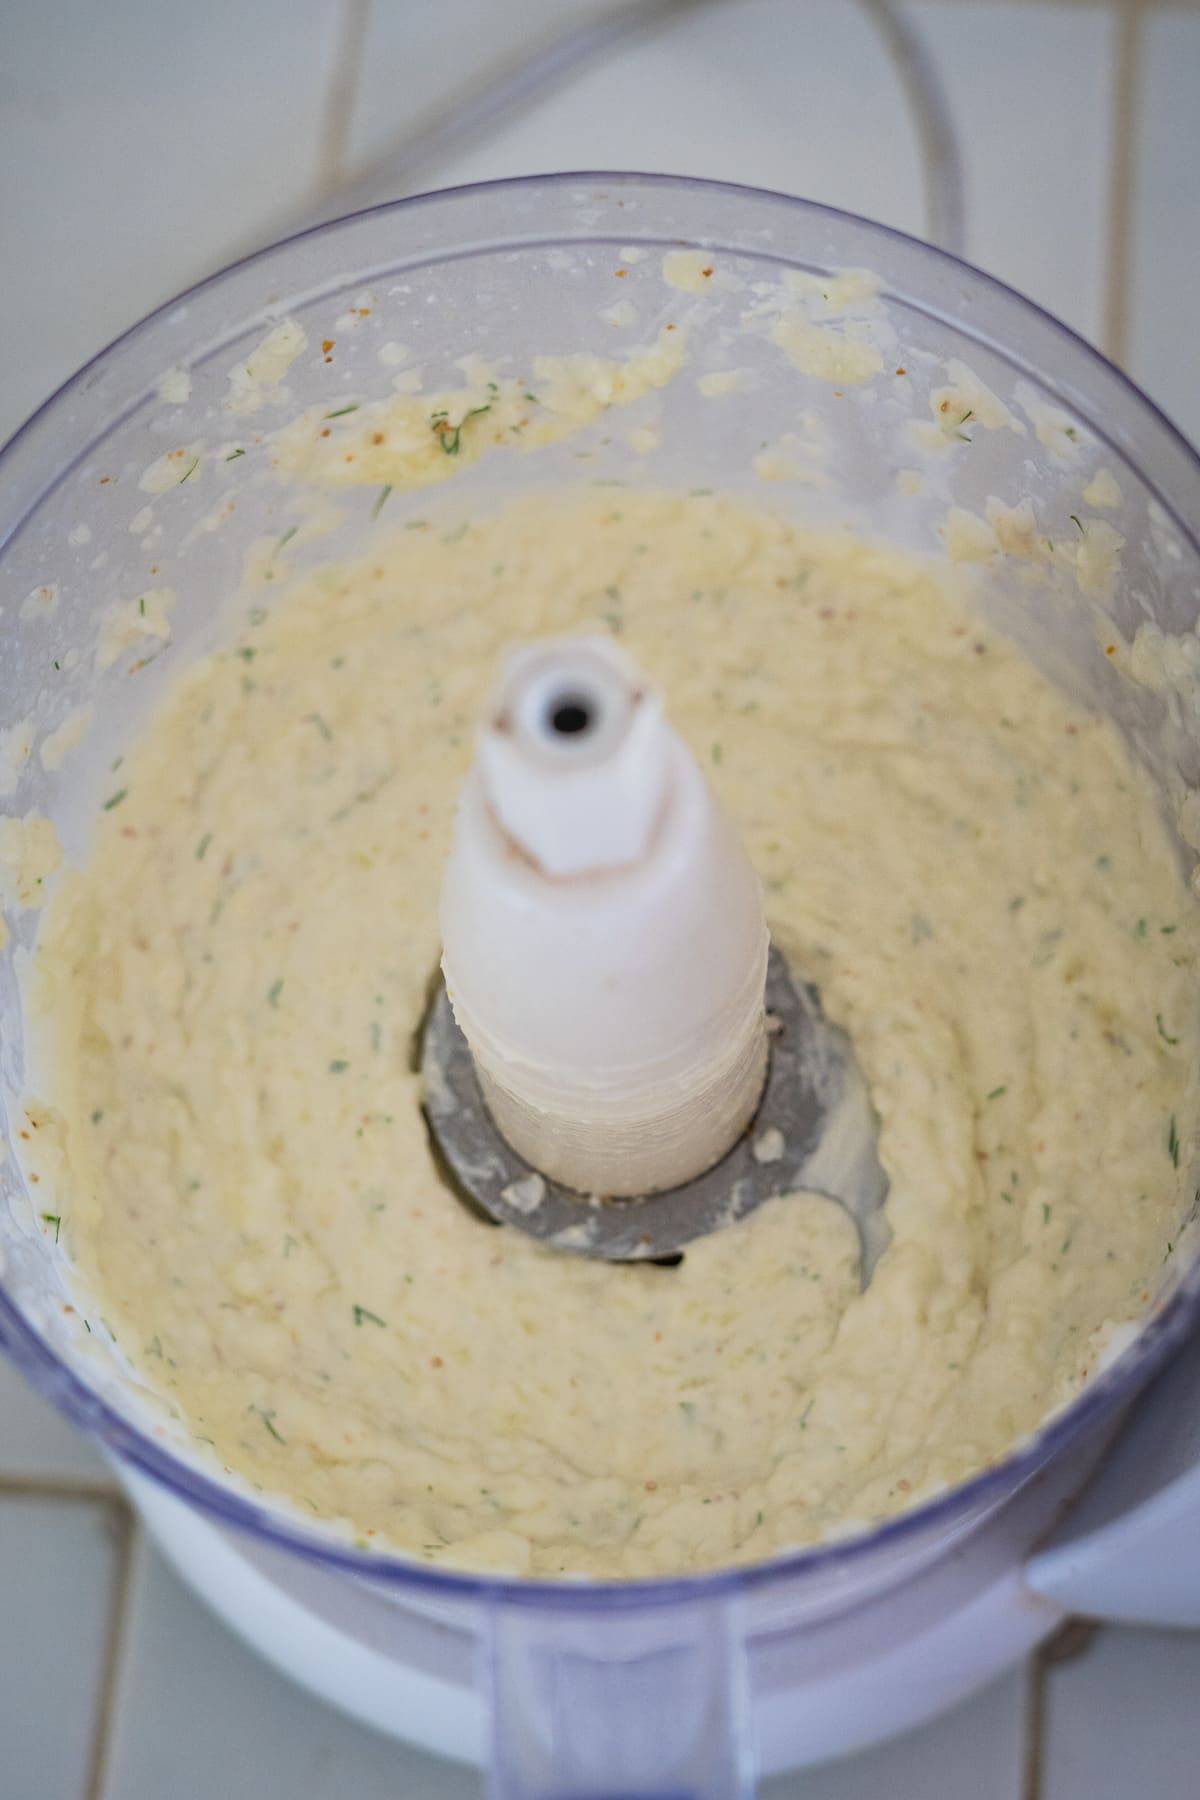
[4,173,1200,1797]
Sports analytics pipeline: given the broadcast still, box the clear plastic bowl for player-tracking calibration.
[2,173,1199,1796]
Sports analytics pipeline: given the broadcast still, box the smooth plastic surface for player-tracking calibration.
[478,636,671,878]
[1026,1322,1200,1626]
[443,638,769,1195]
[3,176,1200,1797]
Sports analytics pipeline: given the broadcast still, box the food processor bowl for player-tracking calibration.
[3,174,1200,1797]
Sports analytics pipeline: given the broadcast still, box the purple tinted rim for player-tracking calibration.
[3,170,1200,1611]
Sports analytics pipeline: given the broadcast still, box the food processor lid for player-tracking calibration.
[2,170,1200,1608]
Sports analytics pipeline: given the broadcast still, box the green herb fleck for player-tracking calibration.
[195,832,212,861]
[1001,1190,1016,1205]
[267,978,284,1008]
[353,1304,386,1328]
[254,1406,285,1443]
[959,409,974,425]
[433,415,461,455]
[679,1400,698,1423]
[225,447,245,461]
[41,1213,61,1243]
[799,1398,814,1430]
[371,484,393,521]
[274,526,298,556]
[138,595,146,616]
[1064,425,1079,442]
[1070,514,1085,535]
[179,456,199,484]
[711,743,723,766]
[90,1108,104,1124]
[369,1020,382,1053]
[236,646,256,662]
[305,712,332,742]
[103,787,128,811]
[523,392,539,405]
[1162,924,1178,935]
[1042,1203,1052,1225]
[1135,917,1148,939]
[329,1058,349,1074]
[986,1085,1007,1101]
[1157,1014,1180,1047]
[1168,1115,1180,1167]
[324,404,360,419]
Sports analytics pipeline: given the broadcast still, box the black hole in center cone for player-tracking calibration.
[547,694,593,737]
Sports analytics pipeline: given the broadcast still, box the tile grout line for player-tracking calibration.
[1020,1645,1048,1800]
[83,1506,140,1800]
[1102,0,1144,366]
[0,1473,120,1503]
[314,0,372,203]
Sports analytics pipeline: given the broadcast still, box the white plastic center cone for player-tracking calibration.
[439,636,770,1198]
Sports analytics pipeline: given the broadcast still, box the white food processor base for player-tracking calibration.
[118,1432,1111,1777]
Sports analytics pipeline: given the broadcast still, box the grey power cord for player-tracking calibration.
[857,0,966,255]
[316,0,967,257]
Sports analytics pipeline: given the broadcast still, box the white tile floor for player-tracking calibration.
[2,1,1199,1794]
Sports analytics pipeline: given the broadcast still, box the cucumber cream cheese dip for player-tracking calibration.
[25,490,1200,1577]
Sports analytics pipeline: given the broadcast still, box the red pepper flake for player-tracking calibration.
[614,268,627,278]
[371,432,385,445]
[895,366,907,376]
[431,1355,444,1369]
[323,339,335,352]
[665,322,676,331]
[701,266,713,278]
[645,1479,657,1492]
[1105,644,1117,656]
[320,427,331,438]
[99,476,111,485]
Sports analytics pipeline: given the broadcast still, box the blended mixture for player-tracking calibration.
[27,490,1199,1576]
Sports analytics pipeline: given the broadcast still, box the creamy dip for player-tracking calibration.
[25,490,1199,1576]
